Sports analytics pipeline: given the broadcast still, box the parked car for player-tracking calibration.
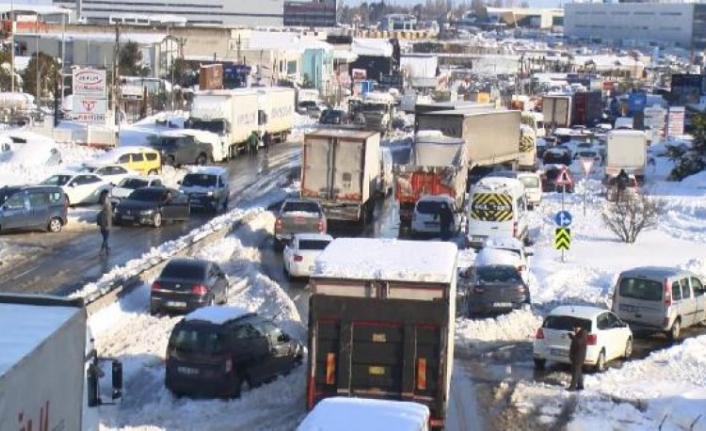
[84,146,162,175]
[0,140,62,166]
[319,109,347,125]
[411,195,462,239]
[179,167,230,213]
[533,305,633,371]
[274,199,327,250]
[283,233,334,279]
[150,257,230,315]
[165,306,303,398]
[80,164,137,186]
[40,171,112,206]
[0,185,67,233]
[298,100,327,118]
[113,187,190,227]
[543,147,571,165]
[485,170,543,209]
[611,266,706,340]
[573,149,602,165]
[475,236,532,284]
[148,131,214,167]
[541,166,575,193]
[110,175,164,205]
[462,264,530,316]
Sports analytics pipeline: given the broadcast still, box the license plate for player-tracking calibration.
[178,366,198,375]
[166,301,187,308]
[122,215,134,220]
[493,302,513,308]
[471,236,485,242]
[620,304,638,312]
[551,349,568,357]
[368,366,385,376]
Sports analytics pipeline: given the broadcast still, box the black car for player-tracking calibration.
[150,257,230,315]
[464,264,531,316]
[542,166,575,193]
[165,307,303,398]
[542,147,572,165]
[319,109,346,125]
[114,187,190,227]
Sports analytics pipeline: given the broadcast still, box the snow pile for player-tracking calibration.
[0,143,103,186]
[455,309,543,346]
[132,110,189,129]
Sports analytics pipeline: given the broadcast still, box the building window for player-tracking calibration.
[660,12,683,16]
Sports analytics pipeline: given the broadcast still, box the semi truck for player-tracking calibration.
[394,131,468,224]
[301,129,381,225]
[605,129,648,183]
[349,92,396,134]
[414,101,494,133]
[0,294,122,431]
[571,91,603,127]
[257,87,296,143]
[542,95,572,129]
[306,238,458,430]
[187,89,259,157]
[415,108,522,169]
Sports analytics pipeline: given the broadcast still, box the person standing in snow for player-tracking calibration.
[262,131,272,154]
[96,193,113,257]
[439,202,453,240]
[616,169,629,202]
[247,131,259,156]
[568,324,587,391]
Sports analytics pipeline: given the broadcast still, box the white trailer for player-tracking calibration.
[189,89,259,157]
[257,87,295,143]
[605,129,647,182]
[0,294,122,431]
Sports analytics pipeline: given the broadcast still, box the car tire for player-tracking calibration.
[236,375,251,398]
[152,212,163,228]
[47,217,63,233]
[196,154,208,166]
[624,337,633,359]
[667,318,681,341]
[533,358,545,370]
[594,350,606,372]
[149,304,159,316]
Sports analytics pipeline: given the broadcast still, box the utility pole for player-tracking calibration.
[35,35,40,111]
[113,23,120,127]
[10,0,15,92]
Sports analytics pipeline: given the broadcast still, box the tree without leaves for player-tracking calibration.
[22,52,61,99]
[601,193,664,244]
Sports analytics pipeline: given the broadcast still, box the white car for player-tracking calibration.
[411,195,462,239]
[283,233,334,279]
[475,237,532,284]
[81,164,138,186]
[40,172,112,206]
[110,175,164,203]
[533,305,633,372]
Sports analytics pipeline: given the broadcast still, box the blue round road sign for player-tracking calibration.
[555,210,572,227]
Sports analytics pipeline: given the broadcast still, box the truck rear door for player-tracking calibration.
[302,137,363,202]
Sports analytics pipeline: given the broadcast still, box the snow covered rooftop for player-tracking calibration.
[312,238,458,283]
[21,32,168,45]
[184,306,250,325]
[0,303,79,377]
[351,38,393,57]
[297,397,430,431]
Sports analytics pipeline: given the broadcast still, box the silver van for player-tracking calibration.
[612,266,706,340]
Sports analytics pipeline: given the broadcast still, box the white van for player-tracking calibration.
[467,177,529,248]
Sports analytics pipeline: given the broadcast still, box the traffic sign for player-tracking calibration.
[554,210,572,227]
[554,168,572,186]
[580,158,594,176]
[554,228,571,250]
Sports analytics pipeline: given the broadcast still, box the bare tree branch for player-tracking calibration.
[601,193,664,244]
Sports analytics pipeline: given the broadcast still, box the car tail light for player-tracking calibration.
[517,265,526,272]
[192,285,209,295]
[224,357,233,373]
[151,281,163,291]
[535,328,544,339]
[513,222,518,238]
[317,219,325,232]
[587,333,598,345]
[275,218,283,228]
[294,255,303,262]
[473,286,484,293]
[664,279,672,307]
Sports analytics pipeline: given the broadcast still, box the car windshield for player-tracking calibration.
[544,315,592,332]
[182,174,217,187]
[416,200,447,214]
[41,175,72,186]
[520,176,539,188]
[545,169,565,180]
[618,277,663,301]
[161,261,207,280]
[119,178,149,189]
[128,188,165,202]
[299,239,331,250]
[169,327,225,355]
[476,266,523,283]
[149,136,179,147]
[0,188,20,205]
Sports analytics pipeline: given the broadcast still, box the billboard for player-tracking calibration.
[72,69,107,97]
[72,96,107,123]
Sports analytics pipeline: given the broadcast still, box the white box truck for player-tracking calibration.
[542,95,572,129]
[257,87,295,143]
[0,294,122,431]
[301,129,381,224]
[188,89,259,157]
[605,129,648,183]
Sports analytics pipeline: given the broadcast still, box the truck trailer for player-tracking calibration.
[0,294,122,431]
[542,95,572,129]
[301,129,381,224]
[605,129,648,183]
[413,101,494,133]
[307,238,458,430]
[571,91,603,127]
[257,87,296,143]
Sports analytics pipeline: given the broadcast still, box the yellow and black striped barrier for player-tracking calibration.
[470,193,513,222]
[554,228,571,250]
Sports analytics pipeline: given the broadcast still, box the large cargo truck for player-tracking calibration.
[0,294,122,431]
[394,131,468,224]
[571,91,603,127]
[301,130,381,224]
[605,129,648,183]
[187,89,259,157]
[257,87,296,143]
[414,101,494,133]
[542,95,572,129]
[307,238,458,430]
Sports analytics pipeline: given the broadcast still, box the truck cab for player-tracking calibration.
[350,92,395,133]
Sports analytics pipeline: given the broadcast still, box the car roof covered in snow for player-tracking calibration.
[473,176,524,194]
[483,236,525,251]
[549,305,609,320]
[475,248,522,267]
[184,306,252,325]
[186,166,227,176]
[296,397,430,431]
[618,266,691,279]
[312,238,458,284]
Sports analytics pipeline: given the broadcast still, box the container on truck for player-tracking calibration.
[604,129,647,183]
[257,87,296,143]
[542,95,572,129]
[571,91,603,127]
[394,131,468,224]
[301,130,381,224]
[0,294,123,431]
[187,89,259,157]
[414,101,494,132]
[307,238,458,430]
[415,108,521,169]
[198,64,224,91]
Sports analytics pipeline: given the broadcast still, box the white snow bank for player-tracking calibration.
[681,170,706,188]
[455,309,543,346]
[0,143,103,186]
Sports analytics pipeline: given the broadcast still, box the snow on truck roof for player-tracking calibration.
[297,397,430,431]
[0,303,79,376]
[306,129,379,140]
[312,238,458,284]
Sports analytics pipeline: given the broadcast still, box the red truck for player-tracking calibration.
[571,91,603,127]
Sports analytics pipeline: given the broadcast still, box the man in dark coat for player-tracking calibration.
[616,169,629,201]
[262,131,272,154]
[96,194,113,257]
[439,202,453,240]
[568,324,588,391]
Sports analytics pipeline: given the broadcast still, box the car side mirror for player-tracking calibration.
[278,333,290,343]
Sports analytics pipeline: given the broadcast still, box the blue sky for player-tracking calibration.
[341,0,563,8]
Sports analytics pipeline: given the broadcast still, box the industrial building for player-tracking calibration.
[565,3,706,49]
[283,0,337,28]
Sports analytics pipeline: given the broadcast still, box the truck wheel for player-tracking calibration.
[236,375,251,398]
[196,153,208,166]
[533,358,546,370]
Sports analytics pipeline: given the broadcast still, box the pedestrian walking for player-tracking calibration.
[616,169,629,202]
[96,194,113,257]
[262,131,272,154]
[247,131,259,156]
[439,202,453,241]
[568,324,588,391]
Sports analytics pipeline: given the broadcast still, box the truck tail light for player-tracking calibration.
[325,353,336,385]
[317,219,325,232]
[192,285,209,295]
[275,218,283,228]
[535,328,544,339]
[416,358,427,390]
[294,255,303,262]
[151,281,163,292]
[664,279,672,307]
[587,333,598,345]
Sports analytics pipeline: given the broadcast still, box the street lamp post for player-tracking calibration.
[10,0,15,92]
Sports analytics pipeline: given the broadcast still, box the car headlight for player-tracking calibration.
[140,209,155,215]
[207,191,214,196]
